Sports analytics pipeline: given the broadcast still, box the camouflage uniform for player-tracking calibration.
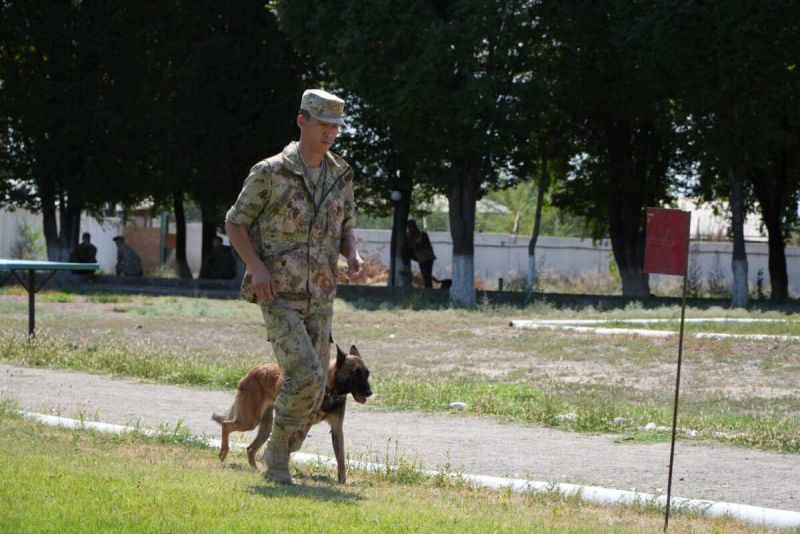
[225,140,355,451]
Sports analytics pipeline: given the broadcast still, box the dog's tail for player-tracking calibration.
[211,404,235,425]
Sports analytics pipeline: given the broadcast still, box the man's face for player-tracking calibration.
[298,114,339,156]
[82,235,90,244]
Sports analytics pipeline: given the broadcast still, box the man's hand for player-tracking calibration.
[252,263,280,301]
[347,252,366,283]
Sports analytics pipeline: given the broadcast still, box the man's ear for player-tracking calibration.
[349,345,360,357]
[336,344,347,367]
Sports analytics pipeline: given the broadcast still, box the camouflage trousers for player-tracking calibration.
[260,298,332,447]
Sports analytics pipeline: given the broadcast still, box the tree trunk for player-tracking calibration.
[606,122,649,298]
[750,158,789,303]
[198,203,217,279]
[527,149,550,295]
[729,166,749,307]
[173,192,193,279]
[390,190,412,288]
[40,181,81,262]
[59,193,82,262]
[40,183,61,261]
[764,218,787,303]
[448,167,480,306]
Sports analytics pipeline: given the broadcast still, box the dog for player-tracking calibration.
[212,344,372,483]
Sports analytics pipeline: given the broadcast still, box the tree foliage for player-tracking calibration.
[277,0,535,303]
[0,1,152,259]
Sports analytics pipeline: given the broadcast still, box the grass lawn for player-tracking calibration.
[1,288,798,452]
[0,406,766,533]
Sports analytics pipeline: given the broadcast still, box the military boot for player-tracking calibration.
[263,431,292,484]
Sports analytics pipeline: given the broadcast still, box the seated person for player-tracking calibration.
[113,235,143,276]
[69,232,98,274]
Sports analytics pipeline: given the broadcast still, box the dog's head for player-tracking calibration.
[329,344,372,404]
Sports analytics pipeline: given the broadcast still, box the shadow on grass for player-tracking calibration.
[247,478,363,503]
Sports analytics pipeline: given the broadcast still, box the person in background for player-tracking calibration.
[69,232,97,274]
[113,235,143,276]
[406,219,436,288]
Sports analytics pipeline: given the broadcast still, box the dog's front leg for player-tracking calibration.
[329,415,346,484]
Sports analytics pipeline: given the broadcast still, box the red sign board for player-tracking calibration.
[644,208,691,276]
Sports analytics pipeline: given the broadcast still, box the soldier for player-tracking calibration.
[225,89,365,484]
[113,235,143,277]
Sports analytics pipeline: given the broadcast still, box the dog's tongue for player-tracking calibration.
[354,394,368,404]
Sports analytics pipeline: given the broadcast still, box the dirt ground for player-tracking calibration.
[2,363,798,512]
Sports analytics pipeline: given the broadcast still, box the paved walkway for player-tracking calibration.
[1,363,798,511]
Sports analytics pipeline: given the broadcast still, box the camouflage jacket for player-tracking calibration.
[225,142,355,304]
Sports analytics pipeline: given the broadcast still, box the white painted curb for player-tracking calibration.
[19,411,800,530]
[510,318,800,341]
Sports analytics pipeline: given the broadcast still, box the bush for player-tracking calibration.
[11,220,46,260]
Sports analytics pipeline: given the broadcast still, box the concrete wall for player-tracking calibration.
[353,229,800,296]
[2,208,797,295]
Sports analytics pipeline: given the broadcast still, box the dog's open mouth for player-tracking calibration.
[353,393,368,404]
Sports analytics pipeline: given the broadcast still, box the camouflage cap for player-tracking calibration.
[300,89,345,125]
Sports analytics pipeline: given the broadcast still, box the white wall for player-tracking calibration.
[353,229,800,296]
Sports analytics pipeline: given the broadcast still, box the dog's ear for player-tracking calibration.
[349,345,360,357]
[336,344,347,368]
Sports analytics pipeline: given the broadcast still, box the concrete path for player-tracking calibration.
[1,363,798,511]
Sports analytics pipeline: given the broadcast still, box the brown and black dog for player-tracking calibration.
[212,344,372,483]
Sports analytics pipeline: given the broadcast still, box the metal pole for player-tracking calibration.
[664,271,689,532]
[28,269,35,337]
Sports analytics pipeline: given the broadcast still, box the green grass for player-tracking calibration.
[0,333,253,389]
[0,410,767,533]
[370,379,800,453]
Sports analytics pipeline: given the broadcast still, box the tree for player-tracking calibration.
[536,1,681,297]
[658,1,800,304]
[333,94,416,287]
[0,1,152,260]
[136,1,309,278]
[278,0,531,304]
